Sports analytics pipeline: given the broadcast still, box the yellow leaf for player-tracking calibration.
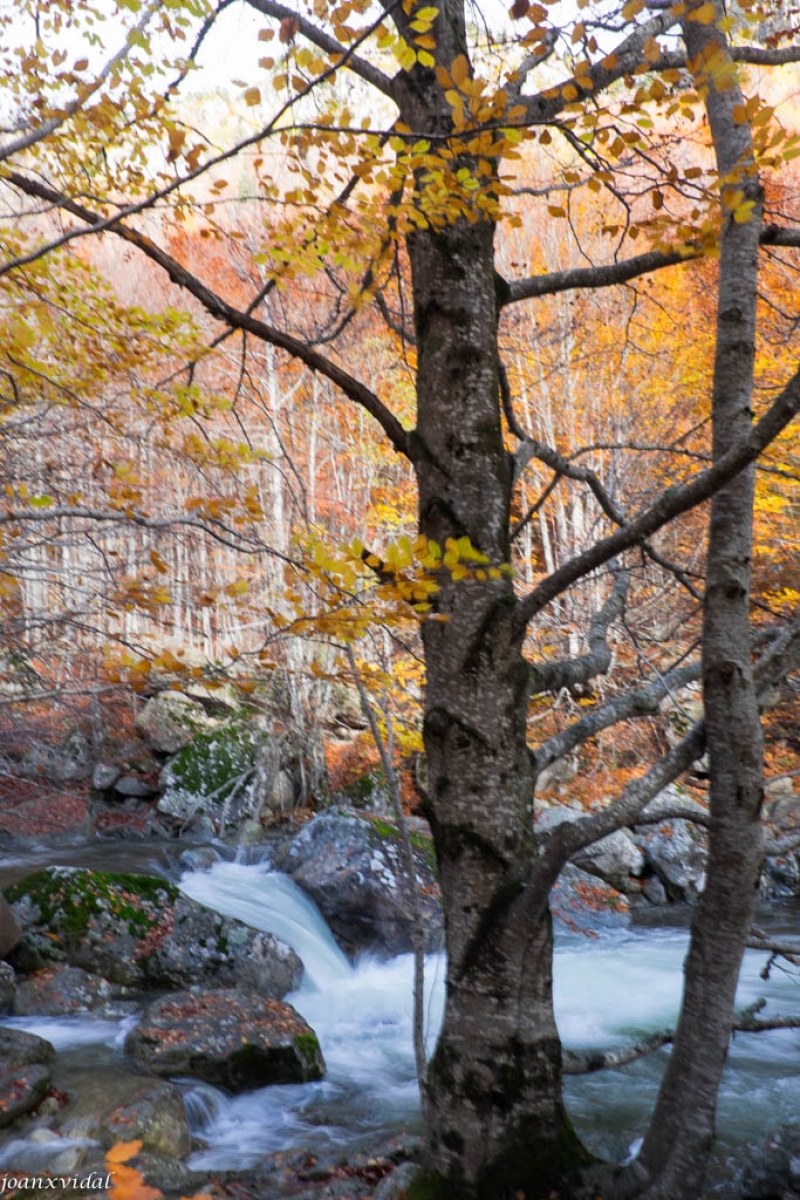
[688,1,716,22]
[245,87,261,106]
[451,54,469,86]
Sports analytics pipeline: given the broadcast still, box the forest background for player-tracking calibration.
[2,0,800,1194]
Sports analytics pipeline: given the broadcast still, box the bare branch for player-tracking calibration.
[5,173,413,461]
[563,999,800,1076]
[529,568,629,696]
[513,365,800,631]
[536,661,701,772]
[243,0,398,99]
[504,226,800,306]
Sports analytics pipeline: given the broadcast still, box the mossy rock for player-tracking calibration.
[158,722,264,825]
[125,989,326,1090]
[4,867,302,996]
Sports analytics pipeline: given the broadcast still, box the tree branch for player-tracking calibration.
[504,226,800,306]
[529,568,629,696]
[563,999,800,1076]
[5,173,412,460]
[535,661,701,772]
[513,365,800,632]
[243,0,398,99]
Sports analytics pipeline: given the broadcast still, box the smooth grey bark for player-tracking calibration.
[609,7,766,1198]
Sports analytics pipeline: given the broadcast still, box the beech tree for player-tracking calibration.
[3,0,800,1196]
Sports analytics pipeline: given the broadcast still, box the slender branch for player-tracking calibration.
[5,173,412,460]
[536,661,701,772]
[529,568,629,696]
[243,0,397,99]
[0,4,158,164]
[513,365,800,632]
[505,226,800,306]
[563,999,800,1076]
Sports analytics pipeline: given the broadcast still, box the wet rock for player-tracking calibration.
[91,762,120,792]
[54,1067,191,1159]
[639,819,707,903]
[0,1063,51,1128]
[19,732,92,785]
[157,723,265,829]
[0,961,15,1010]
[641,875,668,906]
[373,1161,419,1200]
[763,854,800,898]
[113,776,158,799]
[273,810,443,958]
[740,1123,800,1197]
[0,1025,56,1068]
[12,966,116,1017]
[5,867,301,997]
[550,862,630,931]
[537,806,645,893]
[135,690,217,755]
[0,893,21,956]
[125,989,325,1090]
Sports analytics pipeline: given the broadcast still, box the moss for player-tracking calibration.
[293,1030,323,1076]
[365,815,438,876]
[4,868,179,939]
[165,722,257,804]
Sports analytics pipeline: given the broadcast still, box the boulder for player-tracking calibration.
[740,1123,800,1198]
[273,810,443,957]
[125,989,325,1090]
[0,1063,51,1128]
[639,819,707,903]
[763,853,800,898]
[157,723,266,829]
[54,1067,191,1158]
[19,732,92,785]
[4,867,301,997]
[0,893,22,956]
[536,806,645,893]
[550,862,629,931]
[0,961,15,1010]
[0,1026,56,1069]
[12,966,116,1017]
[135,690,217,755]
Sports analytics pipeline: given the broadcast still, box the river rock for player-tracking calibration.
[0,1062,51,1128]
[157,723,268,830]
[0,892,22,956]
[536,806,645,892]
[135,690,217,754]
[125,989,325,1090]
[4,867,301,997]
[763,853,800,898]
[550,862,629,930]
[740,1123,800,1197]
[54,1067,190,1158]
[19,732,93,785]
[639,819,707,902]
[0,1025,56,1068]
[0,960,15,1010]
[273,810,443,958]
[12,966,116,1017]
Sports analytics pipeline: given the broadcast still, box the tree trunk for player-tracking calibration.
[408,211,589,1198]
[615,7,765,1198]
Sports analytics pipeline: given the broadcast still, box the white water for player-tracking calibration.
[3,857,800,1188]
[179,860,800,1185]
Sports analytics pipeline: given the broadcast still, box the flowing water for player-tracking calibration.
[3,851,800,1191]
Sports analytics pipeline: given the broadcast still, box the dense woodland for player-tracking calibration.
[2,0,800,1194]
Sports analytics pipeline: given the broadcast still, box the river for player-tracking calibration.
[2,849,800,1193]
